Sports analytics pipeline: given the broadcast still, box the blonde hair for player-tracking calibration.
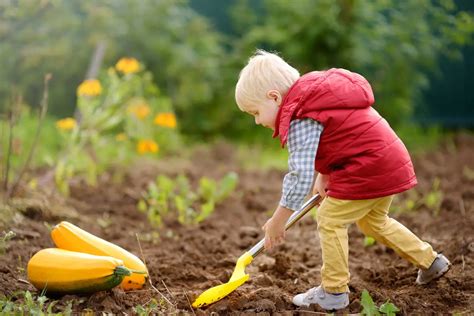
[235,49,300,111]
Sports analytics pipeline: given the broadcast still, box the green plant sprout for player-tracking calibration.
[364,236,376,247]
[392,177,443,216]
[392,190,423,214]
[361,289,400,316]
[138,175,175,227]
[174,174,198,225]
[138,172,238,226]
[424,177,443,216]
[0,291,73,315]
[379,300,400,316]
[0,231,15,255]
[133,298,167,315]
[361,289,379,316]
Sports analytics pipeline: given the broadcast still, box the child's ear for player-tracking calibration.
[267,90,282,103]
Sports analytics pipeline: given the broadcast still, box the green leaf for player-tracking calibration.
[196,200,215,223]
[137,199,147,212]
[216,172,238,202]
[148,182,159,198]
[405,199,416,210]
[24,291,33,306]
[157,175,174,194]
[364,236,376,247]
[174,195,186,212]
[361,290,380,316]
[199,177,217,201]
[379,300,400,316]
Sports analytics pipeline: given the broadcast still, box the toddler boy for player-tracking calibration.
[235,50,450,310]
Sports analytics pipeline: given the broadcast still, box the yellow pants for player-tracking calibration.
[316,195,437,293]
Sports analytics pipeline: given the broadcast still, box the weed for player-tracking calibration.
[0,290,73,315]
[361,289,400,315]
[133,298,164,315]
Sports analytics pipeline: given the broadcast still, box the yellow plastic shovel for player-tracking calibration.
[192,194,322,308]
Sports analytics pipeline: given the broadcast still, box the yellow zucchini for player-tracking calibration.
[51,221,148,290]
[27,248,131,294]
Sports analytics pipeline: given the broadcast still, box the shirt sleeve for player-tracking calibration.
[279,118,323,211]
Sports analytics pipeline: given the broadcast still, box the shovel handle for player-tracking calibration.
[248,194,322,257]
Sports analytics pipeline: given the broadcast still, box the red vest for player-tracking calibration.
[273,68,417,200]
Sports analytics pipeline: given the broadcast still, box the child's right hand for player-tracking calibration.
[313,173,329,197]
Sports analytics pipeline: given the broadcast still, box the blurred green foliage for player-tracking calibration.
[0,231,15,255]
[0,0,473,142]
[396,125,445,154]
[0,0,223,135]
[0,105,63,171]
[53,59,181,195]
[232,0,474,128]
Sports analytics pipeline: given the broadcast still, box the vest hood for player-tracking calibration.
[273,68,375,146]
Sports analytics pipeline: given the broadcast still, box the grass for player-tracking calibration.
[396,124,448,154]
[237,141,288,171]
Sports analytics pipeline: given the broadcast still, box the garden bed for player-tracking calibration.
[1,135,473,314]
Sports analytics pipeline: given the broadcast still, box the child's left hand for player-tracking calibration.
[262,217,286,251]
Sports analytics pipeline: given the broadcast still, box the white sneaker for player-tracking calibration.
[416,254,451,285]
[292,285,349,310]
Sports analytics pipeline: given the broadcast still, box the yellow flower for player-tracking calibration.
[56,118,77,131]
[116,57,140,74]
[154,112,177,128]
[137,139,159,154]
[77,79,102,97]
[127,103,151,120]
[115,133,127,141]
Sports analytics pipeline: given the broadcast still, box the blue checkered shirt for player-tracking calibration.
[279,118,324,211]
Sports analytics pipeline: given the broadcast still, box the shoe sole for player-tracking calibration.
[416,262,451,285]
[294,297,349,310]
[320,297,350,311]
[293,298,349,311]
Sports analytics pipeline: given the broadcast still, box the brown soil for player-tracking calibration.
[1,135,473,315]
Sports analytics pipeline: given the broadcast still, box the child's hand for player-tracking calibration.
[313,173,329,197]
[262,217,286,251]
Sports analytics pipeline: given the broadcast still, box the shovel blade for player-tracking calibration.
[192,274,249,308]
[192,252,253,308]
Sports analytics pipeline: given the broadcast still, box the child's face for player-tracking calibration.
[243,90,281,130]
